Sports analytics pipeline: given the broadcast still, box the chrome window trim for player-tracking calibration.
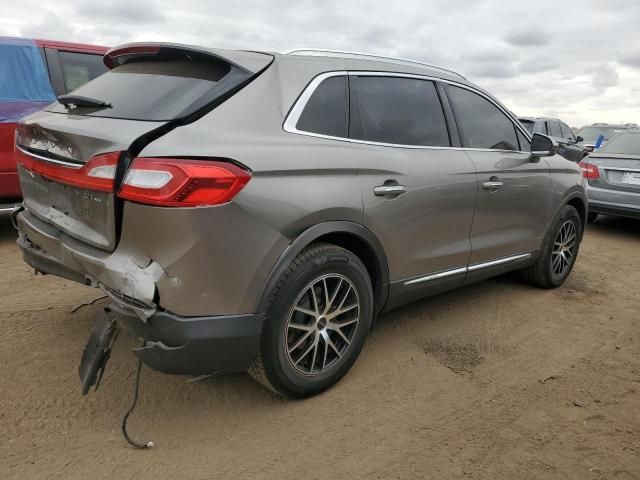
[16,144,83,169]
[403,253,532,286]
[283,70,532,152]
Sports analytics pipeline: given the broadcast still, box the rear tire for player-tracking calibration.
[248,243,373,398]
[523,205,582,289]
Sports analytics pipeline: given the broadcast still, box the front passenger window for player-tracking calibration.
[560,123,575,142]
[447,85,519,151]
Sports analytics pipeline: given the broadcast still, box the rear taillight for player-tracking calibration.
[15,148,119,192]
[578,160,600,180]
[117,158,251,207]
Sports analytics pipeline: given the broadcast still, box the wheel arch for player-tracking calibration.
[253,221,390,314]
[567,195,587,229]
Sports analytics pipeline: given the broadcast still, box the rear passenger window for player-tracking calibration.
[534,122,547,135]
[447,86,518,151]
[296,76,348,138]
[548,121,562,138]
[350,76,450,146]
[58,51,107,93]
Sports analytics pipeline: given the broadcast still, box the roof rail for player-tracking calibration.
[284,48,466,80]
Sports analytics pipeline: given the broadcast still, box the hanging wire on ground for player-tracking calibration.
[121,357,155,449]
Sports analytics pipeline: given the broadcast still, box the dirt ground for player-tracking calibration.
[1,215,639,480]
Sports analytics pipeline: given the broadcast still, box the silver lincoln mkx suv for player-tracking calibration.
[14,44,587,397]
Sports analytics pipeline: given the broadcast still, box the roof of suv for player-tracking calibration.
[274,48,470,85]
[518,117,563,122]
[586,123,637,128]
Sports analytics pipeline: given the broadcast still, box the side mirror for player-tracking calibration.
[576,135,584,143]
[531,133,556,157]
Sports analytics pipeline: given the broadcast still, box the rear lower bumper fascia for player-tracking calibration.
[110,302,265,375]
[18,219,266,376]
[18,233,89,284]
[589,200,640,219]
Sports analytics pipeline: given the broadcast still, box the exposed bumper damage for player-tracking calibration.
[16,209,265,374]
[17,209,163,320]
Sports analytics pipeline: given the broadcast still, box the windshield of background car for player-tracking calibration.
[596,133,640,155]
[577,126,626,143]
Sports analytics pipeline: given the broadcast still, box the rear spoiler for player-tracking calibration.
[104,42,273,74]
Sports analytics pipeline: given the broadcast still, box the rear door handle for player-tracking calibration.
[482,178,504,190]
[373,185,407,196]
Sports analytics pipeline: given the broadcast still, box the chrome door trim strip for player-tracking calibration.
[467,253,532,271]
[403,253,533,286]
[404,266,467,286]
[283,70,533,146]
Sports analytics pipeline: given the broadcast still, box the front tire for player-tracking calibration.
[523,205,582,289]
[248,243,373,398]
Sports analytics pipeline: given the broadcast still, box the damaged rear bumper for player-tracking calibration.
[16,209,265,375]
[111,303,264,375]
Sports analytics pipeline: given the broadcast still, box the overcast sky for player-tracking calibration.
[2,0,639,127]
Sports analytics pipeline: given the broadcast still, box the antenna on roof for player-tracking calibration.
[284,48,466,80]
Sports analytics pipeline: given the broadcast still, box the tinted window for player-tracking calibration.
[517,130,531,152]
[548,121,562,137]
[534,121,547,135]
[560,123,575,141]
[447,86,518,150]
[58,51,107,93]
[351,76,450,146]
[46,58,231,121]
[296,76,347,138]
[519,119,534,134]
[576,126,627,143]
[597,133,640,155]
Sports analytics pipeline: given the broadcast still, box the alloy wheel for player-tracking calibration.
[284,274,360,376]
[552,220,577,276]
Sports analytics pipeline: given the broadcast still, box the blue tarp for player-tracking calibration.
[0,37,55,123]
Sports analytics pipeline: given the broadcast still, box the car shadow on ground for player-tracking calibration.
[587,214,640,239]
[0,216,17,243]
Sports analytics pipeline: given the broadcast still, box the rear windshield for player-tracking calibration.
[596,133,640,155]
[577,126,628,143]
[46,58,231,121]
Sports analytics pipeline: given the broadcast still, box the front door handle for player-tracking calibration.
[373,185,407,196]
[482,177,504,190]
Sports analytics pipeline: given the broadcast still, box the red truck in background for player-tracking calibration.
[0,37,108,212]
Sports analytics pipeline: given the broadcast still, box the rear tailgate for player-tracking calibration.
[16,43,272,251]
[587,155,640,193]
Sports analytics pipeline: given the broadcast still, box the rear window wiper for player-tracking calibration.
[57,94,112,110]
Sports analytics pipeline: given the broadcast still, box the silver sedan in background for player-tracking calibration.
[580,131,640,222]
